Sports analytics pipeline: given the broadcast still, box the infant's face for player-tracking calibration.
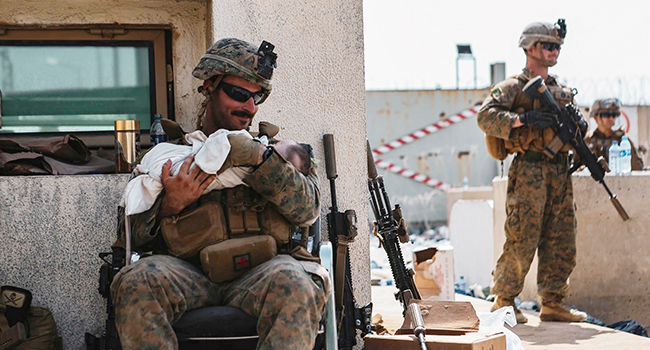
[273,140,301,168]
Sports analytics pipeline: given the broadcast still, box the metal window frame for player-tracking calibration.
[0,26,173,148]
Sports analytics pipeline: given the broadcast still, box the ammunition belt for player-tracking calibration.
[518,150,568,165]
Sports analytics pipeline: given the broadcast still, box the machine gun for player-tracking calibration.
[84,247,125,350]
[522,75,629,221]
[366,140,421,308]
[322,134,373,350]
[366,141,427,350]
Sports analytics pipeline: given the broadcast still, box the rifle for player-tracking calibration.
[366,140,427,350]
[323,134,373,350]
[366,140,421,307]
[522,76,629,221]
[84,247,125,350]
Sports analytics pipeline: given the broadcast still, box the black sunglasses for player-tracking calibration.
[599,112,620,118]
[219,82,268,105]
[540,42,561,51]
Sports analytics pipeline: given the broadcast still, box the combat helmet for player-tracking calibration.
[193,38,277,94]
[193,38,277,129]
[590,98,621,119]
[518,19,566,50]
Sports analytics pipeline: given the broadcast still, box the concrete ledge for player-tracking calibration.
[568,172,650,325]
[0,174,129,350]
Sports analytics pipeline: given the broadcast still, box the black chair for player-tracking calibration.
[172,218,333,350]
[174,306,262,350]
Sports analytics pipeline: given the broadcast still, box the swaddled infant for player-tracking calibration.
[120,126,311,216]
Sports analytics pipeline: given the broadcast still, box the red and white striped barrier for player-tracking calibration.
[372,106,479,156]
[374,159,451,190]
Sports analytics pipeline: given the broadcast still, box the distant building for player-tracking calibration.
[366,88,492,224]
[367,88,650,225]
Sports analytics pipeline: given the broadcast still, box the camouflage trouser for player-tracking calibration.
[111,254,329,350]
[492,155,576,303]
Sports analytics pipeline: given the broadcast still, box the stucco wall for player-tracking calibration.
[208,0,370,314]
[0,175,129,350]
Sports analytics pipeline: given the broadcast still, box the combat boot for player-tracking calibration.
[491,296,528,324]
[540,302,587,322]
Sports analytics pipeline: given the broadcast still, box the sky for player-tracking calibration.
[363,0,650,105]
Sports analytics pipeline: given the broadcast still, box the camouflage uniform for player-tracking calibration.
[111,38,329,350]
[478,68,580,304]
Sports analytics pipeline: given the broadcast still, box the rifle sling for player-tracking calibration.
[335,235,351,326]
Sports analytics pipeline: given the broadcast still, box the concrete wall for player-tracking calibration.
[366,89,493,223]
[446,186,493,224]
[449,200,495,289]
[493,173,650,326]
[0,175,129,350]
[0,0,369,348]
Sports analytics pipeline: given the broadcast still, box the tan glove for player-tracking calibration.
[223,133,262,168]
[258,121,280,138]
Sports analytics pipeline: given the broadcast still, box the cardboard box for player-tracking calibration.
[396,300,480,335]
[413,245,454,301]
[364,332,506,350]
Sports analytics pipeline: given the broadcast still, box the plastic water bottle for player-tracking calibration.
[619,136,632,174]
[150,114,167,146]
[462,176,469,190]
[609,141,620,174]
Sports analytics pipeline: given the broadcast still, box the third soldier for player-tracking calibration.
[585,98,644,170]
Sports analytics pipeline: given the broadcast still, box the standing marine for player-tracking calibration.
[478,19,588,323]
[585,98,644,170]
[110,38,329,350]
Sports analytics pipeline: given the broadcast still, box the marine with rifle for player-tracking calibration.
[478,19,589,323]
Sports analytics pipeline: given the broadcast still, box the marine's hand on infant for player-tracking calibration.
[159,154,215,217]
[222,133,266,169]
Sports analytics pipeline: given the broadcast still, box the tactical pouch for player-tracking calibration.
[200,235,277,283]
[485,135,508,160]
[0,305,62,350]
[222,205,292,245]
[548,85,574,107]
[222,186,262,236]
[221,186,292,244]
[225,207,261,236]
[160,202,227,259]
[542,136,564,158]
[260,205,292,244]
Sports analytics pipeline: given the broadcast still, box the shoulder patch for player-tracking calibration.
[491,86,503,98]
